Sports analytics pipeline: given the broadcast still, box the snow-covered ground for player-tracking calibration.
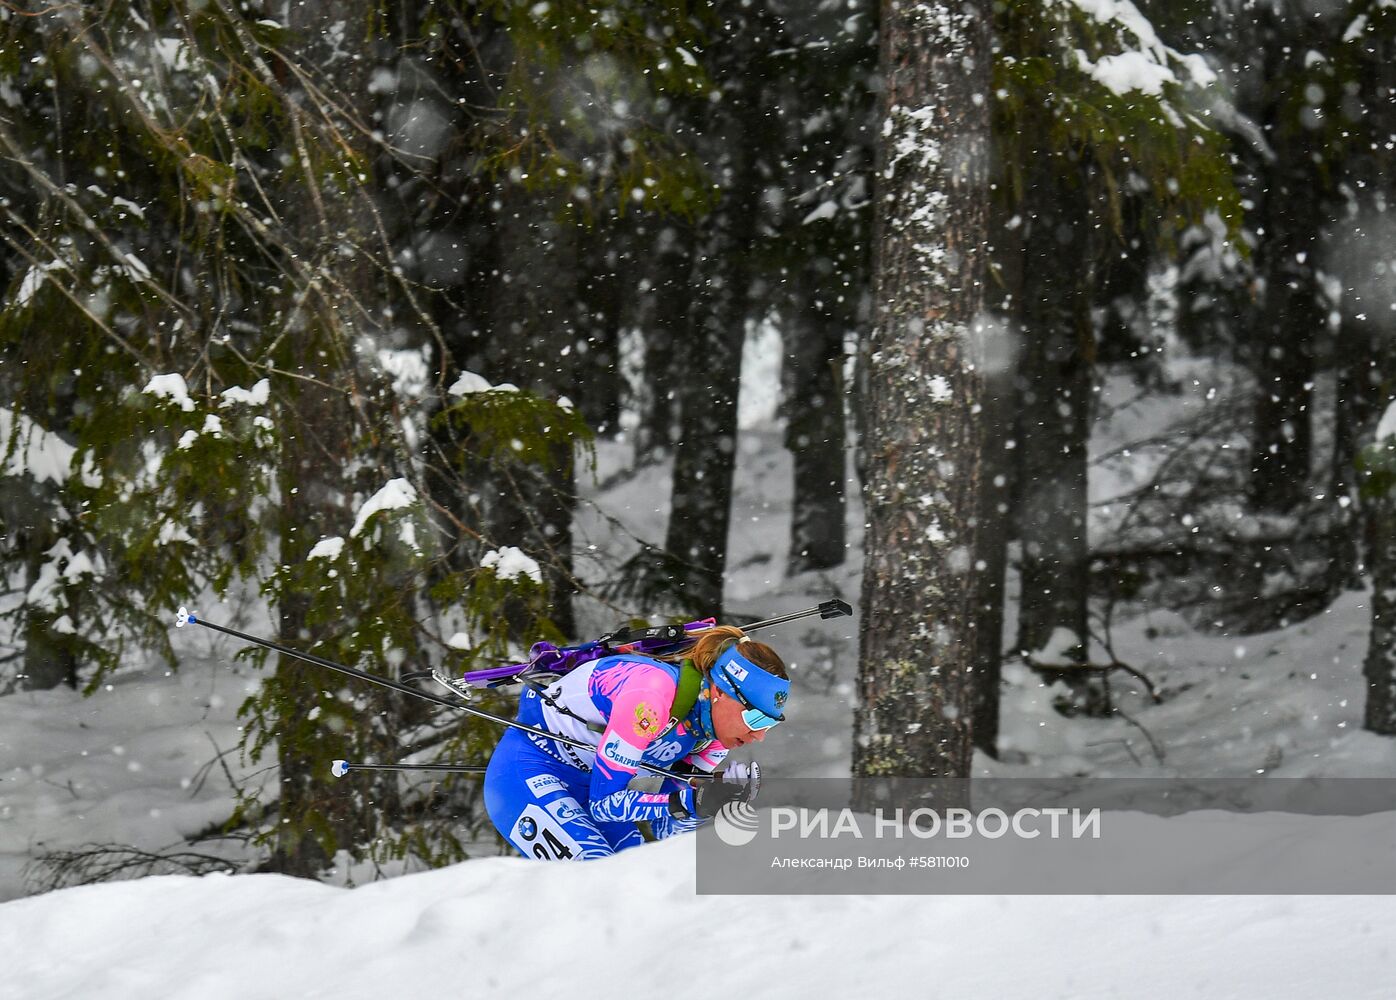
[4,836,1395,1000]
[3,346,1396,996]
[0,640,258,903]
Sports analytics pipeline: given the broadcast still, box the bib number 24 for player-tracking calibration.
[511,803,583,860]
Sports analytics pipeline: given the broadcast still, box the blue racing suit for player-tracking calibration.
[482,654,729,860]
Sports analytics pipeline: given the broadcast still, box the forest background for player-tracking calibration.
[2,0,1395,882]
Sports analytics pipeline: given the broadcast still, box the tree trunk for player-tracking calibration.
[631,224,690,460]
[484,186,581,636]
[1014,155,1093,682]
[663,207,753,614]
[1363,481,1396,734]
[576,226,624,436]
[970,363,1016,756]
[1247,260,1318,514]
[1328,348,1385,590]
[782,265,847,574]
[969,189,1024,758]
[853,0,989,791]
[274,364,350,877]
[661,57,764,615]
[1246,37,1323,515]
[271,0,397,877]
[1353,12,1396,735]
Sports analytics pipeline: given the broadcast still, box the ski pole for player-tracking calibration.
[173,607,707,786]
[331,760,488,777]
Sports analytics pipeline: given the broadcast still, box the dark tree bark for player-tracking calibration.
[275,352,357,877]
[576,226,624,436]
[1328,346,1386,592]
[1363,449,1396,735]
[483,186,581,636]
[270,0,399,877]
[853,0,989,789]
[660,2,776,616]
[769,0,871,579]
[1246,15,1326,515]
[1246,174,1320,514]
[1328,12,1396,597]
[1348,5,1396,736]
[970,199,1024,758]
[633,225,690,459]
[1014,155,1093,675]
[782,265,848,575]
[970,362,1016,756]
[663,180,757,615]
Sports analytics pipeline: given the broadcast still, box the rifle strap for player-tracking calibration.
[672,659,705,721]
[650,658,708,744]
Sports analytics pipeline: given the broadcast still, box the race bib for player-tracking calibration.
[510,803,584,861]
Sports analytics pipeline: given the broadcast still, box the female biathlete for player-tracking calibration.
[482,624,789,860]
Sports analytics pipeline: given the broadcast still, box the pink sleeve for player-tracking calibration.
[587,666,679,824]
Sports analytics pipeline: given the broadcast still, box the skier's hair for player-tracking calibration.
[675,624,787,680]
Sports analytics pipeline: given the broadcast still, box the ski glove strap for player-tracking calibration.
[723,760,760,805]
[667,761,763,820]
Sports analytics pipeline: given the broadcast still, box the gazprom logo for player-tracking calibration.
[727,663,749,682]
[713,801,760,847]
[601,733,643,768]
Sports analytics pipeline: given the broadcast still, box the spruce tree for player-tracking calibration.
[0,0,694,874]
[854,0,990,787]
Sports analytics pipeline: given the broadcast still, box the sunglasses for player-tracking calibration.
[741,708,782,732]
[717,665,784,731]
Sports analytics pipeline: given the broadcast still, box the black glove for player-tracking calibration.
[668,762,761,820]
[720,761,761,803]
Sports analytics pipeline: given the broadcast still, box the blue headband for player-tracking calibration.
[710,643,790,720]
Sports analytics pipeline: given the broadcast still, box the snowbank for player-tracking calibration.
[2,836,1394,1000]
